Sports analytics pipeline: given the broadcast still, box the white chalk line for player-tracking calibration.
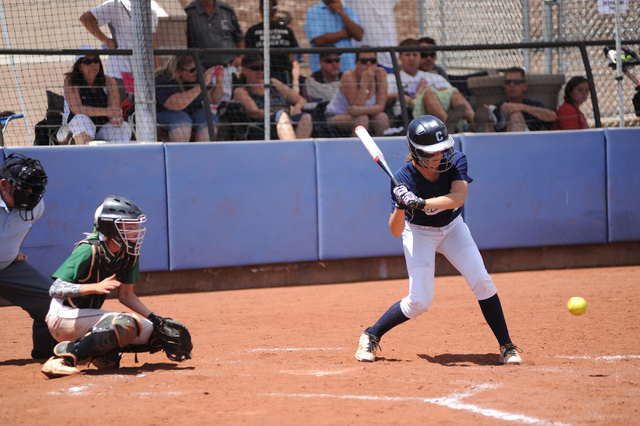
[280,369,352,377]
[266,383,570,426]
[553,355,640,362]
[247,347,348,353]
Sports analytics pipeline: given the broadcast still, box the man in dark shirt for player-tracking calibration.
[489,67,557,132]
[184,0,244,100]
[244,0,300,84]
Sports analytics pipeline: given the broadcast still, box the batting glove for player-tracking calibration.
[393,184,426,210]
[393,184,409,209]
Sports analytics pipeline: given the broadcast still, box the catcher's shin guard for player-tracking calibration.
[54,313,141,366]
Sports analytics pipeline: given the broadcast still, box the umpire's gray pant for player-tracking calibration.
[0,261,57,357]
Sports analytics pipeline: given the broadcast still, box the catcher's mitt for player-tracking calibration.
[148,312,193,362]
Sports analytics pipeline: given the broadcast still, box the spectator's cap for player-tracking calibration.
[76,44,97,62]
[242,54,264,68]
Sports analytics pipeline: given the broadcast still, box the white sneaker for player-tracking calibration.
[355,328,381,362]
[41,356,81,378]
[500,343,523,365]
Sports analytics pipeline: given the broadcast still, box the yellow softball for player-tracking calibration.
[567,297,587,316]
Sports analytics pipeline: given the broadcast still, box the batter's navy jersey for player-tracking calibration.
[391,151,473,227]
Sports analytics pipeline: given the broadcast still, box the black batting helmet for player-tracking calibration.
[0,153,48,220]
[407,115,455,172]
[94,195,146,256]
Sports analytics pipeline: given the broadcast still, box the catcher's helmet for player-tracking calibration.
[0,153,48,220]
[407,115,455,173]
[94,195,146,256]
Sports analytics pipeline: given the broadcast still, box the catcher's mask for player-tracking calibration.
[407,115,455,173]
[0,152,48,221]
[94,195,146,256]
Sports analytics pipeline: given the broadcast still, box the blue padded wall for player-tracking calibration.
[315,135,460,260]
[4,145,169,275]
[606,128,640,242]
[164,141,318,270]
[461,130,607,249]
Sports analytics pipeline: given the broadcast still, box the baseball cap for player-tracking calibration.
[241,54,264,69]
[76,44,97,62]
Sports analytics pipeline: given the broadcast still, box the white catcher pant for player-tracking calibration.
[400,215,497,319]
[45,298,153,346]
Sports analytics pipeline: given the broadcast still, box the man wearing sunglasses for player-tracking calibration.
[485,67,557,132]
[306,49,344,102]
[418,37,449,81]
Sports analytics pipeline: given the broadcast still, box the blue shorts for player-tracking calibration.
[157,108,220,132]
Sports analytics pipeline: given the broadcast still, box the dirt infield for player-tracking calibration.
[1,266,639,425]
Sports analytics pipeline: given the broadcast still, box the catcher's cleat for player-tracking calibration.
[355,328,381,362]
[500,343,523,365]
[41,356,81,378]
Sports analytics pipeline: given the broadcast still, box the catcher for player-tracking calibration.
[41,195,192,378]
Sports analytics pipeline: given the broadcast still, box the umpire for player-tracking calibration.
[0,153,56,359]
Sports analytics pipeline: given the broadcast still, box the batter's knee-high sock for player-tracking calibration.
[368,300,409,339]
[478,293,512,346]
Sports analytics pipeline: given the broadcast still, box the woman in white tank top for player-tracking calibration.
[324,49,390,137]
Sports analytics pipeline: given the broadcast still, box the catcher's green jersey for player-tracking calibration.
[52,236,139,309]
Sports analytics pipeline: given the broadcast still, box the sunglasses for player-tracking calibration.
[504,79,525,85]
[420,52,437,58]
[321,58,341,64]
[81,58,100,65]
[358,58,377,65]
[246,65,264,71]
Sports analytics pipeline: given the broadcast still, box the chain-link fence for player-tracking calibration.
[0,0,638,146]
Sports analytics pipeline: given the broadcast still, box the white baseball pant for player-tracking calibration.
[400,215,497,319]
[45,298,153,345]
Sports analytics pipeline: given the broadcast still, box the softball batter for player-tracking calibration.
[356,115,522,365]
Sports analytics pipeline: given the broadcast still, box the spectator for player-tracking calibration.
[418,36,449,81]
[325,48,389,136]
[245,0,300,86]
[185,0,244,101]
[305,48,343,102]
[304,0,363,74]
[387,38,475,133]
[79,0,160,102]
[551,76,590,130]
[232,54,312,140]
[485,67,557,132]
[155,55,225,142]
[344,0,401,73]
[59,45,132,145]
[0,153,57,359]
